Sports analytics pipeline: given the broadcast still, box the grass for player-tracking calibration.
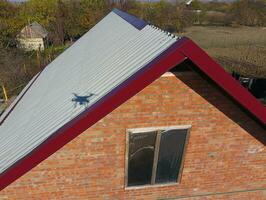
[179,26,266,78]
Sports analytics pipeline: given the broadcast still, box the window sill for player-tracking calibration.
[125,182,179,190]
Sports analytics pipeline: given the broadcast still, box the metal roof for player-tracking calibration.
[0,11,179,175]
[18,22,48,39]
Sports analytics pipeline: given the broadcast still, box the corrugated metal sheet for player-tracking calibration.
[0,11,180,174]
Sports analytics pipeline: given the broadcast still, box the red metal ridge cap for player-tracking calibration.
[179,38,266,125]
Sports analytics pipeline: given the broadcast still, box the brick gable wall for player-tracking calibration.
[1,71,265,200]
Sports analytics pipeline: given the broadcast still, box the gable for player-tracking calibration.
[1,71,265,198]
[179,40,266,126]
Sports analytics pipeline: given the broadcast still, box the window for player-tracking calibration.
[125,126,190,187]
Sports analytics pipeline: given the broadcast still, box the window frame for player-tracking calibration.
[125,125,191,189]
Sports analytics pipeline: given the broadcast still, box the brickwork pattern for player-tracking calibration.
[1,71,265,200]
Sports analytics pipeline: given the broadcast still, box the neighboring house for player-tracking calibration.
[0,9,265,199]
[17,22,48,51]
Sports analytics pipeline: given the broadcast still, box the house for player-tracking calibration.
[0,9,265,199]
[17,22,48,51]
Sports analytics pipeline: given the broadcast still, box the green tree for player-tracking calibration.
[0,0,22,47]
[20,0,57,27]
[19,0,58,44]
[231,0,266,26]
[51,0,68,45]
[74,0,109,36]
[144,1,185,32]
[64,0,85,40]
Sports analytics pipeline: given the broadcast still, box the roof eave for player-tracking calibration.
[178,38,266,126]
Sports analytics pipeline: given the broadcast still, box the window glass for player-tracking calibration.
[155,129,187,184]
[127,127,189,187]
[128,131,157,186]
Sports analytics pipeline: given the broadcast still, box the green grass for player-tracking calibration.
[179,26,266,78]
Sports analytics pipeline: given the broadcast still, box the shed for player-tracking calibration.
[17,22,48,51]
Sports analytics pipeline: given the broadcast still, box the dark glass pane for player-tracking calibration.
[128,131,156,186]
[155,129,187,184]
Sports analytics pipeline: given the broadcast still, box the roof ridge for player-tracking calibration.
[149,24,181,40]
[112,8,147,30]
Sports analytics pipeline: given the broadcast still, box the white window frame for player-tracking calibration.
[125,125,191,189]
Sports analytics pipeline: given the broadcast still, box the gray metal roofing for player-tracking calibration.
[0,73,40,124]
[0,11,180,174]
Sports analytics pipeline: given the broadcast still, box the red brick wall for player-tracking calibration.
[1,71,265,200]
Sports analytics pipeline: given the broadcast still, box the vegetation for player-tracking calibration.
[0,0,265,99]
[180,26,266,78]
[231,0,266,26]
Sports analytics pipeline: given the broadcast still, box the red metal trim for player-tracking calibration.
[0,39,187,191]
[179,38,266,125]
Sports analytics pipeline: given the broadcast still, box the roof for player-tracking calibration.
[0,9,265,191]
[18,22,48,39]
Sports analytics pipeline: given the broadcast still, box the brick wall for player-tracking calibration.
[1,71,265,200]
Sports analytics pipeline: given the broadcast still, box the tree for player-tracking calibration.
[64,0,85,40]
[231,0,266,26]
[141,1,186,32]
[20,0,57,27]
[0,0,22,47]
[51,0,68,45]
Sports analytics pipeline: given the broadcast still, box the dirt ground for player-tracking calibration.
[179,26,266,78]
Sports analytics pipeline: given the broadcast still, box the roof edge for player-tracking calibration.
[179,37,266,125]
[112,8,147,30]
[0,73,41,126]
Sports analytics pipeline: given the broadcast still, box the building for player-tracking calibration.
[0,9,265,199]
[17,22,48,51]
